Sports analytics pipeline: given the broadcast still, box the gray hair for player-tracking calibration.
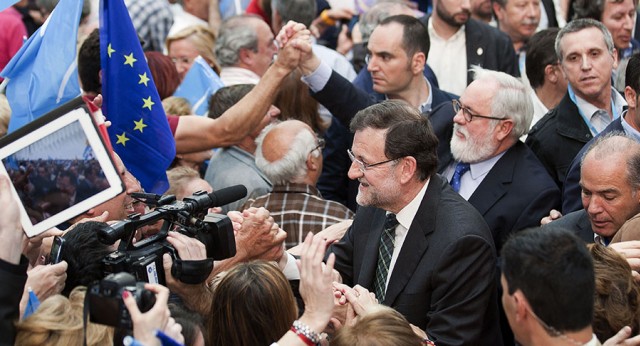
[271,0,317,27]
[555,18,615,62]
[359,1,413,42]
[215,15,260,67]
[255,123,319,185]
[471,66,533,139]
[581,132,640,190]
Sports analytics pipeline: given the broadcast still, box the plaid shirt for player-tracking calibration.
[243,183,354,248]
[125,0,173,52]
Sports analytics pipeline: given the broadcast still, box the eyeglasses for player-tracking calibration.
[452,99,507,122]
[347,149,397,173]
[311,138,325,153]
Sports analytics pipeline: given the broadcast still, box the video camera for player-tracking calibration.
[97,185,247,285]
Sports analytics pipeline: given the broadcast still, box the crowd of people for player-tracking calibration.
[3,0,640,345]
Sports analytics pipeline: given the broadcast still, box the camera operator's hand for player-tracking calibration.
[162,252,213,316]
[123,283,185,346]
[166,231,206,260]
[0,174,25,265]
[20,261,67,316]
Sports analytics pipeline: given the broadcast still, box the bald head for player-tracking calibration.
[255,120,322,185]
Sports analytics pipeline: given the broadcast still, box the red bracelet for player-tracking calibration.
[291,326,315,346]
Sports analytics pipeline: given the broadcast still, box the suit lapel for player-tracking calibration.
[358,210,387,289]
[383,175,443,305]
[467,144,520,215]
[465,20,485,84]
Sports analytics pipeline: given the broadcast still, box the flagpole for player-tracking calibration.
[0,78,8,94]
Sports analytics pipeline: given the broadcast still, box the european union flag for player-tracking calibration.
[173,56,224,116]
[100,0,176,194]
[1,0,82,133]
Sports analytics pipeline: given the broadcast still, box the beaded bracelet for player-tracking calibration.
[291,320,320,346]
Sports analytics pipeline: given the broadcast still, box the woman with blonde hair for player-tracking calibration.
[15,287,113,346]
[166,25,221,81]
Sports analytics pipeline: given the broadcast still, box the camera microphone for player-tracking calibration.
[182,185,248,212]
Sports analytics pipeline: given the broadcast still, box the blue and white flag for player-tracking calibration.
[0,0,82,132]
[100,0,176,194]
[173,56,224,116]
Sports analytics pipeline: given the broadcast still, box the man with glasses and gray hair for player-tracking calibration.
[327,100,502,346]
[243,120,353,248]
[432,67,560,255]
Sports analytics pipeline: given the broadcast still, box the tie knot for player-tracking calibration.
[455,162,470,175]
[384,213,399,230]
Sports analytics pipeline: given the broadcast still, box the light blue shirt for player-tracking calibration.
[444,151,506,200]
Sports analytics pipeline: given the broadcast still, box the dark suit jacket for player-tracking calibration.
[429,103,561,253]
[562,116,625,213]
[315,70,456,211]
[419,16,519,83]
[328,175,502,346]
[0,257,28,345]
[543,209,595,244]
[541,0,558,27]
[525,92,593,190]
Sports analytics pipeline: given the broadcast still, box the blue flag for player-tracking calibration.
[22,288,40,319]
[173,56,224,116]
[100,0,176,194]
[0,0,18,12]
[1,0,82,133]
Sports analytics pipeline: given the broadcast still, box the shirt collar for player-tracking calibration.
[395,179,430,231]
[621,110,640,142]
[469,151,506,179]
[573,86,626,120]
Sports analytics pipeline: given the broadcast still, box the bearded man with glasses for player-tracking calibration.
[327,100,502,346]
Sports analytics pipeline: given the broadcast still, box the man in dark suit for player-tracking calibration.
[525,19,626,190]
[563,53,640,213]
[420,0,518,96]
[328,100,502,346]
[292,15,456,210]
[431,67,560,253]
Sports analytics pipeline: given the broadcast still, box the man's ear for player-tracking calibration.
[513,290,530,322]
[412,52,426,75]
[625,86,637,109]
[306,152,319,172]
[398,156,418,184]
[544,64,558,83]
[492,2,505,21]
[238,47,253,65]
[495,119,515,141]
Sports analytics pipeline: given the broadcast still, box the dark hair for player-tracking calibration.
[272,0,317,27]
[207,261,298,346]
[208,84,254,119]
[626,53,640,92]
[168,303,204,346]
[61,221,113,296]
[350,100,439,180]
[58,170,78,186]
[526,28,560,89]
[589,243,640,341]
[78,29,102,95]
[274,70,326,134]
[378,15,430,59]
[145,51,180,100]
[501,227,595,333]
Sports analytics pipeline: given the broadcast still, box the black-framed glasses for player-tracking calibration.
[452,99,507,122]
[347,149,397,173]
[311,138,325,153]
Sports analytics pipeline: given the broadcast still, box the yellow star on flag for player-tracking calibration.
[142,96,155,110]
[124,53,137,67]
[116,132,130,146]
[138,72,150,86]
[107,43,115,58]
[133,118,147,132]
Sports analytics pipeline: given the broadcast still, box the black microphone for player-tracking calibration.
[182,185,248,212]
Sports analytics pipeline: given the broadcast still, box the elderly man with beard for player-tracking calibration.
[430,67,560,254]
[429,68,560,346]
